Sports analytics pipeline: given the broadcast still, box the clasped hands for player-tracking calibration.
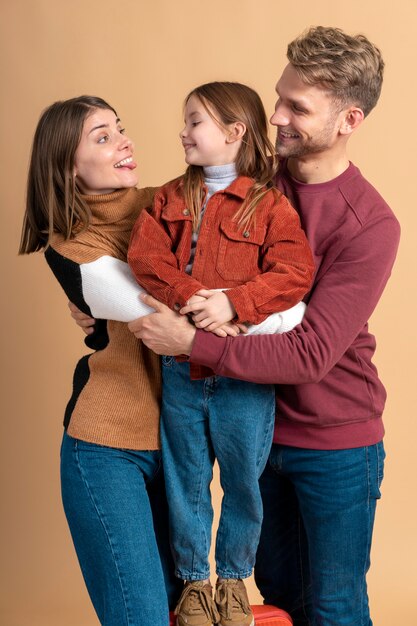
[67,289,246,357]
[180,289,243,337]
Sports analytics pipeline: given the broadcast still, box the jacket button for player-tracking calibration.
[183,209,190,216]
[243,230,250,238]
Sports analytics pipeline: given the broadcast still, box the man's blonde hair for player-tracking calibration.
[287,26,384,117]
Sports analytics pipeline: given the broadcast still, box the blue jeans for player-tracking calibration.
[254,442,385,626]
[161,358,275,581]
[60,432,182,626]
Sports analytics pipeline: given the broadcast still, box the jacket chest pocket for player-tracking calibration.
[161,205,192,263]
[216,219,267,282]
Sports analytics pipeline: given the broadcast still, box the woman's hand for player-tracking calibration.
[68,301,96,335]
[180,289,236,332]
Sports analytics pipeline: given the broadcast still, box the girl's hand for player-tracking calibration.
[210,321,243,337]
[184,294,208,307]
[180,289,236,331]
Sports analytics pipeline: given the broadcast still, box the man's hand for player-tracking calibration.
[180,289,236,332]
[128,294,197,356]
[68,302,96,335]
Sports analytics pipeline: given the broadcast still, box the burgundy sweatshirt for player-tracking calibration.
[190,162,400,449]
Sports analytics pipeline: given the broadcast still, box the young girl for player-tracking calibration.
[128,82,315,626]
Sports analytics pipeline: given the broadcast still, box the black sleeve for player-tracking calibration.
[45,247,109,351]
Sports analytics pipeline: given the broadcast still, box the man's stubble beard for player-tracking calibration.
[275,113,339,159]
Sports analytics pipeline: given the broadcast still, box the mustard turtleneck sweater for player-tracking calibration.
[45,187,162,450]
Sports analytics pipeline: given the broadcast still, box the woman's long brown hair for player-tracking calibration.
[19,96,117,254]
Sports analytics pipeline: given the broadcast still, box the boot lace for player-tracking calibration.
[175,582,220,623]
[215,580,251,620]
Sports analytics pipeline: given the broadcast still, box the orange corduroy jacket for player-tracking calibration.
[128,175,315,326]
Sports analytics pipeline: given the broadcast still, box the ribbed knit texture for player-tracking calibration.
[49,187,162,450]
[203,163,237,200]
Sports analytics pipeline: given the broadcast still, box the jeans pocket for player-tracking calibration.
[75,438,112,452]
[369,441,385,500]
[376,440,385,491]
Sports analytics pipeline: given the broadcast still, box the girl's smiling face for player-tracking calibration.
[74,108,138,194]
[179,95,241,167]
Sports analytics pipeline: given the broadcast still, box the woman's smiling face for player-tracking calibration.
[74,108,138,195]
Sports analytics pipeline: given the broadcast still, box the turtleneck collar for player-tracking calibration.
[81,187,139,225]
[202,163,238,204]
[203,163,237,183]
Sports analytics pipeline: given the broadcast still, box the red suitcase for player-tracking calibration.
[252,604,293,625]
[169,604,292,625]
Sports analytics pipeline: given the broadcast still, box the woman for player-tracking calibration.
[19,95,182,626]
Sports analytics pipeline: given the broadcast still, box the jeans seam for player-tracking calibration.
[74,441,131,626]
[361,446,372,626]
[376,441,384,489]
[188,435,210,578]
[196,459,210,576]
[255,401,276,472]
[271,449,311,625]
[297,511,312,626]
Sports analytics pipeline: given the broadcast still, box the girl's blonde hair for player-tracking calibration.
[19,96,117,254]
[182,82,278,231]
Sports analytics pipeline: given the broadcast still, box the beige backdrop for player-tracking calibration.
[1,1,416,624]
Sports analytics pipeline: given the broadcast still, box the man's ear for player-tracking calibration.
[226,121,246,143]
[339,107,364,136]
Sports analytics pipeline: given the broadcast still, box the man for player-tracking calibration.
[75,26,399,626]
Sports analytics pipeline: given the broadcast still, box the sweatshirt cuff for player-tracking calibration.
[189,329,226,370]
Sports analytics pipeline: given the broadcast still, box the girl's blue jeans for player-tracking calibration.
[60,431,182,626]
[160,358,276,581]
[254,442,385,626]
